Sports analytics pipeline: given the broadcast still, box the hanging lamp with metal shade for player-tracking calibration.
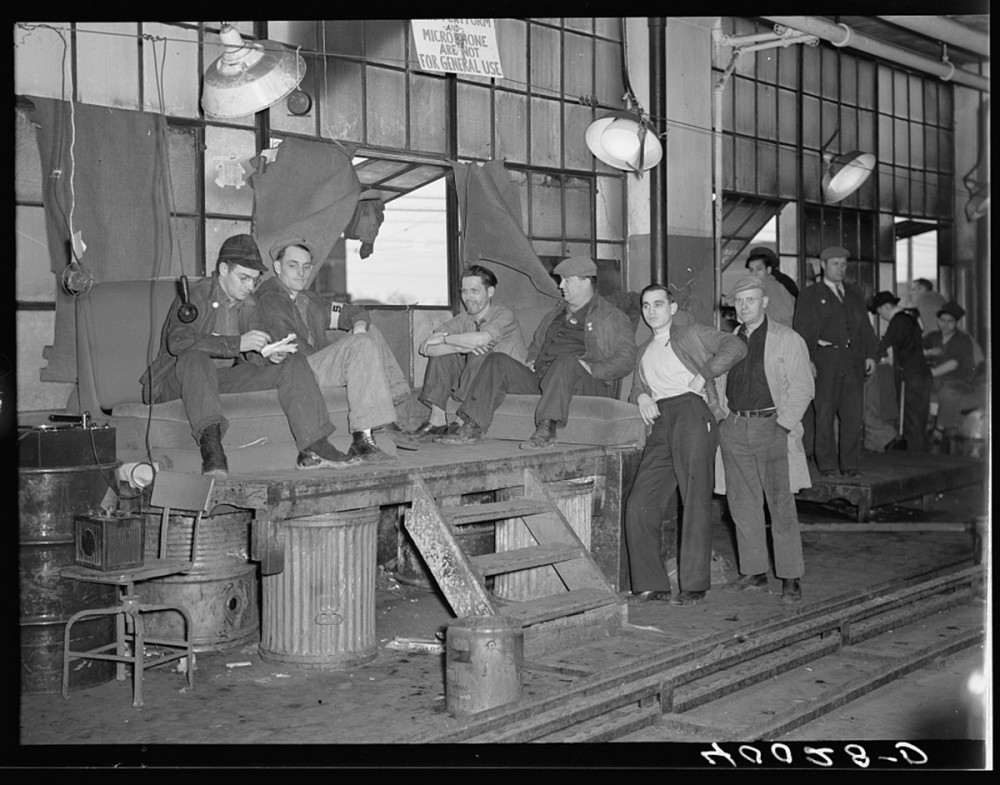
[201,24,306,119]
[819,116,876,204]
[585,112,663,173]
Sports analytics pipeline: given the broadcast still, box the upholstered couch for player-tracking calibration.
[75,280,646,475]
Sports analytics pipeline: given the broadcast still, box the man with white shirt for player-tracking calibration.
[792,246,878,478]
[623,284,746,607]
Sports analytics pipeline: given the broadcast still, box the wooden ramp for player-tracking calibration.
[404,469,626,656]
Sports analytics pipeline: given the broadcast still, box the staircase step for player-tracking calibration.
[471,543,582,577]
[499,588,619,626]
[440,499,553,526]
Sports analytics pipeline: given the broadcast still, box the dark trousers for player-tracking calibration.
[156,350,334,450]
[624,393,717,593]
[899,372,932,451]
[418,352,490,410]
[813,348,864,473]
[458,353,612,432]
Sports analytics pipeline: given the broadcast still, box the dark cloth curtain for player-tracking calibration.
[452,160,561,312]
[28,97,173,382]
[249,137,362,286]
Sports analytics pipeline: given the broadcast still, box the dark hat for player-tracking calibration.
[820,246,850,262]
[746,246,778,266]
[552,256,598,277]
[727,275,766,305]
[217,233,267,273]
[869,291,900,313]
[937,302,966,320]
[269,237,318,262]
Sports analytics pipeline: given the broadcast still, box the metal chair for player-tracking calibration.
[60,471,215,707]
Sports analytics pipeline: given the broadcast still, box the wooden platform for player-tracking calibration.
[795,451,987,522]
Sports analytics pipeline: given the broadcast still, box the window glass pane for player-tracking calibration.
[839,54,857,105]
[565,18,593,34]
[322,59,364,142]
[878,165,893,211]
[894,167,909,213]
[923,80,938,126]
[596,175,623,241]
[496,18,528,92]
[457,81,492,159]
[778,145,797,200]
[821,47,838,98]
[840,106,857,152]
[530,172,563,238]
[77,22,139,109]
[346,178,448,306]
[366,67,407,149]
[857,59,875,109]
[325,19,363,57]
[801,43,820,95]
[365,20,406,66]
[734,76,755,136]
[909,124,924,169]
[595,18,621,41]
[410,72,448,155]
[910,169,925,217]
[563,103,593,171]
[758,143,778,197]
[167,125,199,214]
[778,88,797,141]
[734,136,755,194]
[893,118,909,164]
[204,125,255,216]
[206,218,252,268]
[564,175,592,239]
[756,47,777,84]
[909,74,924,120]
[142,23,199,117]
[495,90,528,164]
[757,83,776,141]
[924,126,939,171]
[563,31,592,98]
[14,22,73,99]
[893,70,908,117]
[595,39,624,105]
[777,44,798,89]
[877,64,893,113]
[170,216,200,277]
[878,112,894,164]
[269,52,321,137]
[16,205,51,300]
[530,24,561,94]
[802,95,820,150]
[15,107,43,203]
[530,97,561,168]
[858,110,875,160]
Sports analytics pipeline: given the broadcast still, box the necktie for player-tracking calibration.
[835,284,845,301]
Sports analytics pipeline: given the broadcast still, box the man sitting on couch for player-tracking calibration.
[140,233,359,476]
[256,239,415,463]
[436,256,637,450]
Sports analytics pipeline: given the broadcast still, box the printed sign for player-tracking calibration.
[411,19,504,78]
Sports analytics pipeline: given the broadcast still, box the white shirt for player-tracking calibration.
[642,339,703,401]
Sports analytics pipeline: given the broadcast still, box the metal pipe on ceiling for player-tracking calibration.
[760,16,990,93]
[876,15,990,59]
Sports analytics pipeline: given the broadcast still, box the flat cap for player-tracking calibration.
[552,256,597,278]
[937,302,966,320]
[269,237,318,262]
[820,246,850,262]
[727,275,766,305]
[746,246,778,266]
[869,291,900,312]
[217,233,267,273]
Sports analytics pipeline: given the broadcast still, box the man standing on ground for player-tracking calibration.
[793,247,877,478]
[436,256,636,450]
[141,233,358,476]
[411,264,526,440]
[624,285,746,607]
[745,247,796,328]
[256,239,416,462]
[717,277,814,605]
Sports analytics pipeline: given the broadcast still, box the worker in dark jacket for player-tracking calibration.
[792,246,877,478]
[140,233,357,476]
[624,284,747,607]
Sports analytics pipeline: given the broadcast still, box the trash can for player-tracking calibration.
[446,614,523,717]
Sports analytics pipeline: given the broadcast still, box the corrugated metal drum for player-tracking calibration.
[19,463,118,694]
[260,508,378,669]
[446,615,523,717]
[493,478,595,601]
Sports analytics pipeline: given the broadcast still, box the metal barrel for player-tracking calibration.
[18,463,119,694]
[493,478,595,601]
[446,615,523,717]
[260,508,378,669]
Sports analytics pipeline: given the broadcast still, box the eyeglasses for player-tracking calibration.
[734,296,762,305]
[234,273,261,288]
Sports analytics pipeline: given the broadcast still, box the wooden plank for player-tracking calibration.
[801,522,972,533]
[441,499,553,526]
[471,543,582,576]
[500,588,617,625]
[523,601,626,658]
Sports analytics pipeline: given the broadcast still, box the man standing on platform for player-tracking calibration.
[436,256,635,450]
[717,277,814,605]
[793,247,877,478]
[624,284,746,607]
[412,264,527,440]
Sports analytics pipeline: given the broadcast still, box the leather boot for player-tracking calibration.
[199,423,229,477]
[348,431,395,463]
[520,419,557,450]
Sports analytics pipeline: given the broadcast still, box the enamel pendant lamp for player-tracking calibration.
[585,113,663,173]
[822,150,877,203]
[201,24,306,119]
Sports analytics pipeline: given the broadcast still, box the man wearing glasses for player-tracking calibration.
[141,233,359,476]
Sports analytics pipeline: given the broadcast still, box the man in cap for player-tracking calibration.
[870,291,931,451]
[436,256,636,450]
[906,278,946,336]
[255,239,415,463]
[716,277,814,604]
[141,233,359,476]
[792,247,877,477]
[411,264,527,440]
[624,284,746,606]
[744,247,797,327]
[923,302,983,440]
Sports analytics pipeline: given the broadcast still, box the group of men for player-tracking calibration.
[147,232,972,610]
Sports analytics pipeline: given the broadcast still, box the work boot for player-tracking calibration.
[297,437,362,470]
[780,578,802,604]
[410,420,452,441]
[722,573,768,593]
[520,419,557,450]
[198,423,229,477]
[669,590,706,606]
[348,431,396,463]
[434,418,484,445]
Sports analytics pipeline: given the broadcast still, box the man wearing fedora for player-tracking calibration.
[716,276,814,604]
[141,233,359,476]
[793,246,878,478]
[870,291,932,452]
[436,256,636,450]
[255,239,416,463]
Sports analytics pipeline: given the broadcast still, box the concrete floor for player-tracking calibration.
[11,481,990,768]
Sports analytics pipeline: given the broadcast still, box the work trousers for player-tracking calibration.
[624,393,717,594]
[813,348,864,473]
[719,414,804,579]
[862,370,898,452]
[307,328,403,432]
[418,351,491,411]
[157,350,334,451]
[458,353,612,433]
[897,372,932,451]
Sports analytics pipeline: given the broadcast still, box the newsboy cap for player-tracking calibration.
[746,246,778,267]
[552,256,598,277]
[869,291,900,312]
[820,246,850,262]
[269,237,318,262]
[937,302,966,321]
[217,233,267,273]
[727,276,766,305]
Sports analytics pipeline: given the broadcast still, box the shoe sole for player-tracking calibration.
[519,440,556,450]
[297,458,362,470]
